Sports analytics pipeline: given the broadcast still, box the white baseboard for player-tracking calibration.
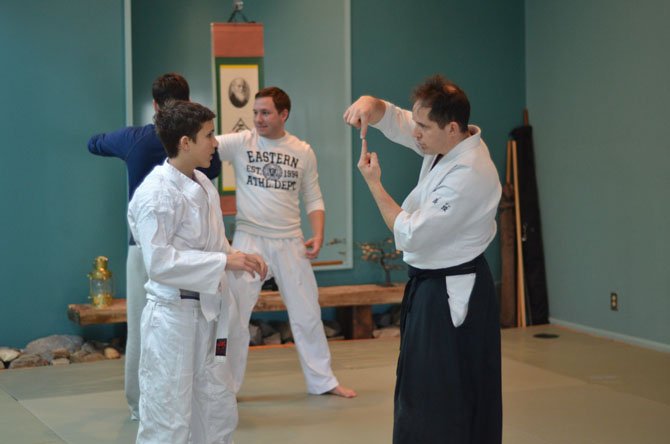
[549,317,670,354]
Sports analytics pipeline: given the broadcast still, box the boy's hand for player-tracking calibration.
[226,251,268,280]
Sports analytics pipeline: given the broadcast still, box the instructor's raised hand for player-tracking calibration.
[357,139,381,185]
[343,96,386,139]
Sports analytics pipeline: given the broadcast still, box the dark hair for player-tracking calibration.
[411,75,470,132]
[154,101,215,158]
[255,86,291,118]
[152,73,190,108]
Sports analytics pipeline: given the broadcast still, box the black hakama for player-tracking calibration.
[393,254,502,444]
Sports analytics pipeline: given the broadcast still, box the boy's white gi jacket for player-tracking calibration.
[127,160,236,358]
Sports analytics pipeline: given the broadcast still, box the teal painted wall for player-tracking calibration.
[526,1,670,345]
[0,0,524,347]
[344,0,525,287]
[0,1,128,347]
[2,0,666,351]
[131,0,525,288]
[133,0,353,270]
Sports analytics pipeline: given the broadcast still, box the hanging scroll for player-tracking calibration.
[211,23,264,215]
[210,3,352,271]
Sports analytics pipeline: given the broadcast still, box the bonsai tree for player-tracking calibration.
[358,237,404,286]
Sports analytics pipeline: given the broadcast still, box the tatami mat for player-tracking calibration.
[20,390,137,444]
[1,325,669,444]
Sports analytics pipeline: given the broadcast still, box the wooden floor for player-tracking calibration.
[1,324,669,443]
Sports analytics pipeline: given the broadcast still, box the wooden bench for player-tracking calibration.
[68,284,404,339]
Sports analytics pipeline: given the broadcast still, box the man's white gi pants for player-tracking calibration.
[230,232,338,394]
[126,244,146,420]
[136,298,238,444]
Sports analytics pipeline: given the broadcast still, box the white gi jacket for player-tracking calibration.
[216,129,324,238]
[374,101,502,326]
[127,161,234,336]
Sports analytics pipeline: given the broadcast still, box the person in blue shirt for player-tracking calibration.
[87,73,221,421]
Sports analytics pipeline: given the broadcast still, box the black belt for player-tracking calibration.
[180,289,200,300]
[401,255,481,334]
[407,257,478,280]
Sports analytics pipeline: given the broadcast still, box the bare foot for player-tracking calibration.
[327,384,357,398]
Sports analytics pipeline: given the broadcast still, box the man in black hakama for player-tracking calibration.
[344,75,503,443]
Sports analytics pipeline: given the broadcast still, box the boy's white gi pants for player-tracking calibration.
[136,298,238,444]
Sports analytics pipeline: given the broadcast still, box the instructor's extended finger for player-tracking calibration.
[359,114,369,139]
[358,138,369,167]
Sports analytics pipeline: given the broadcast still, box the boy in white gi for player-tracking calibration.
[217,87,355,398]
[128,100,267,444]
[344,75,503,443]
[88,73,221,421]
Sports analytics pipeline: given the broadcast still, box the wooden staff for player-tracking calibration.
[498,141,517,328]
[506,140,512,182]
[511,139,527,327]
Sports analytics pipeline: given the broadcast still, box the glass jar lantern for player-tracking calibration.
[88,256,114,308]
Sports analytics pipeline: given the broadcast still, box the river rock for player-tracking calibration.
[104,347,121,359]
[323,320,342,338]
[0,347,21,363]
[9,353,49,369]
[249,323,263,346]
[373,326,401,339]
[274,322,293,343]
[373,312,392,328]
[258,320,277,338]
[390,305,402,326]
[25,335,83,360]
[81,341,104,354]
[52,348,70,360]
[327,335,345,342]
[71,351,106,363]
[263,332,282,345]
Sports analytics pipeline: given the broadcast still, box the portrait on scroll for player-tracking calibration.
[217,64,260,193]
[218,64,259,134]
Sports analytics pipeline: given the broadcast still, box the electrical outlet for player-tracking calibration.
[610,292,619,311]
